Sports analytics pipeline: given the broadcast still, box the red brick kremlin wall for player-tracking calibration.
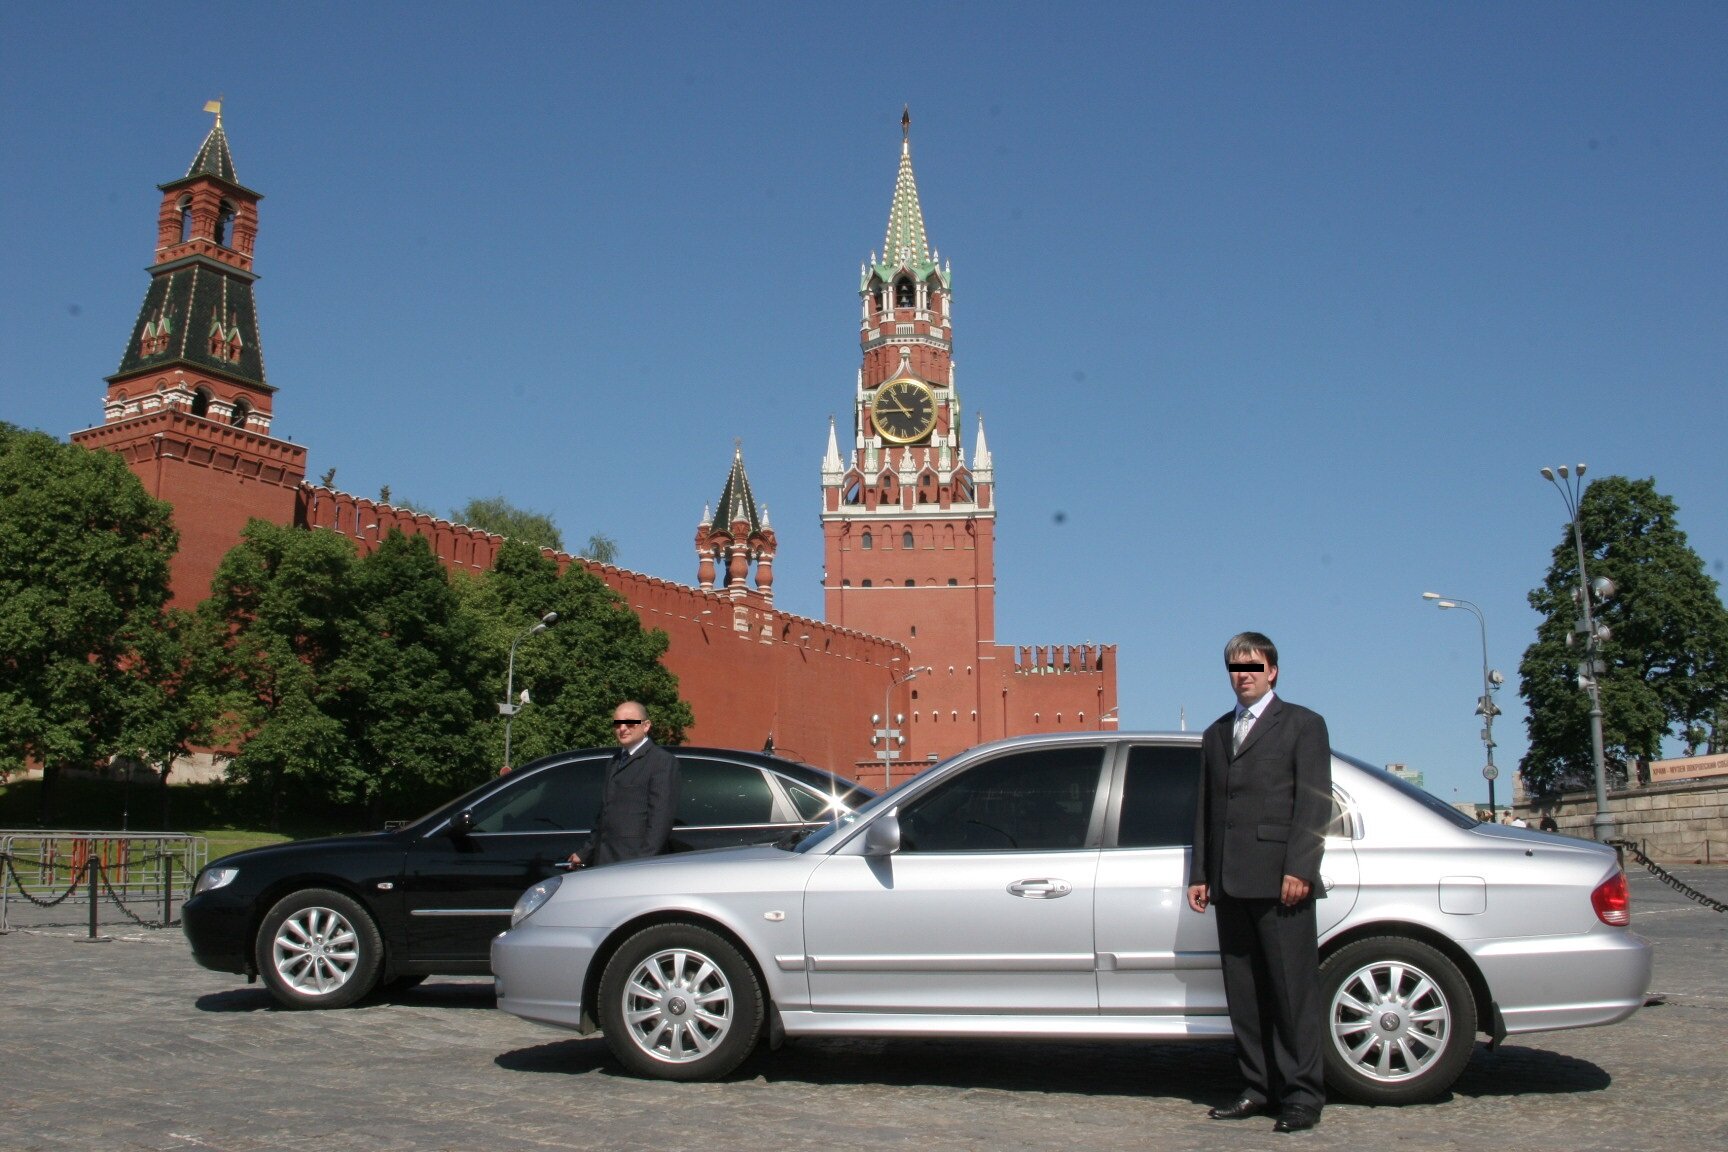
[297,484,906,780]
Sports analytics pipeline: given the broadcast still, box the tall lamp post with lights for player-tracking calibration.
[1422,592,1503,817]
[872,666,931,789]
[1541,464,1616,842]
[500,611,559,773]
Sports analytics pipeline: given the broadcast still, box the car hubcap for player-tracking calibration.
[1330,960,1452,1082]
[620,948,733,1064]
[272,906,360,996]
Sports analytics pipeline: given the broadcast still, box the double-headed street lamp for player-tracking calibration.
[872,666,931,789]
[1422,592,1503,817]
[500,611,558,773]
[1541,464,1616,842]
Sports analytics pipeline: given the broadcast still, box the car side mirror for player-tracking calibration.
[862,812,901,856]
[448,810,475,839]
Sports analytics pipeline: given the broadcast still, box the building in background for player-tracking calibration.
[73,105,1117,784]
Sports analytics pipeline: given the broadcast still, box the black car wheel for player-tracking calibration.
[597,923,764,1081]
[255,888,383,1010]
[1319,936,1477,1104]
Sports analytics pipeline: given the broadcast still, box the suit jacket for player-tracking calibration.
[579,740,680,866]
[1189,696,1332,900]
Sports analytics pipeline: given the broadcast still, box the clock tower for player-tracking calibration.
[822,111,1001,761]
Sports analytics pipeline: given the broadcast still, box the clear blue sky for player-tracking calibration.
[4,3,1725,810]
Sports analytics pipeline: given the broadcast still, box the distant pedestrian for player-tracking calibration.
[1539,813,1559,833]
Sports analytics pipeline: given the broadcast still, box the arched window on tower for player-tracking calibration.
[860,530,873,551]
[895,277,915,308]
[215,201,235,248]
[178,195,194,243]
[229,399,251,428]
[902,529,915,549]
[843,479,862,505]
[191,387,212,418]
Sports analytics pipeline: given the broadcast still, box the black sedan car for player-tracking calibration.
[182,747,872,1009]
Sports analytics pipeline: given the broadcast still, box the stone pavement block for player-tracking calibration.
[2,868,1726,1151]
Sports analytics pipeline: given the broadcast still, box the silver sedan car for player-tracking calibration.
[492,733,1650,1104]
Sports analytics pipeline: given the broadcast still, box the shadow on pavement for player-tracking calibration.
[1446,1042,1613,1097]
[495,1037,614,1075]
[194,977,498,1013]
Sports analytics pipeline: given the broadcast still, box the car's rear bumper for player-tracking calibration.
[1473,928,1653,1033]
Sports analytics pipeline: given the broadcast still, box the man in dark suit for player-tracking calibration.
[568,701,680,868]
[1187,632,1332,1133]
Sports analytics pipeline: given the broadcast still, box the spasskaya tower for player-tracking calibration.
[822,111,1114,764]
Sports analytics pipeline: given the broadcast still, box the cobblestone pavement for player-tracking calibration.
[2,867,1725,1152]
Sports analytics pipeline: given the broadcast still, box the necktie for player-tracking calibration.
[1233,709,1254,754]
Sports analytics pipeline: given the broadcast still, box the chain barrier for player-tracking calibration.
[1611,839,1728,914]
[0,833,206,933]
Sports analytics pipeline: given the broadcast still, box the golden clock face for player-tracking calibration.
[871,377,937,444]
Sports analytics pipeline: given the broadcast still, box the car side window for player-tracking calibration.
[678,757,777,826]
[1116,744,1202,849]
[899,746,1103,853]
[468,759,604,834]
[781,777,847,821]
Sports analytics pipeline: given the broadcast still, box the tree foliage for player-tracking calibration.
[201,528,688,824]
[1519,475,1728,797]
[0,424,177,818]
[581,533,620,564]
[452,496,563,552]
[457,539,692,769]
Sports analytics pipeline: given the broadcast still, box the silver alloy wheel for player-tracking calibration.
[270,904,362,996]
[1328,958,1454,1083]
[618,946,735,1064]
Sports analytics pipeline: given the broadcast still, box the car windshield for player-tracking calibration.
[1336,751,1477,829]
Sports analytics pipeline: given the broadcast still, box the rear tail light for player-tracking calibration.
[1591,871,1632,926]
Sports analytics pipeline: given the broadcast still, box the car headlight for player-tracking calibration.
[194,866,239,894]
[511,875,562,925]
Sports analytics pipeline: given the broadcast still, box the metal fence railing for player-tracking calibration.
[0,831,208,936]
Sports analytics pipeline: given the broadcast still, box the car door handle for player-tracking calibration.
[1007,878,1073,899]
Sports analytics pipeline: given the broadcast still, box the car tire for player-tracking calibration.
[254,888,383,1010]
[597,922,764,1081]
[1319,935,1477,1105]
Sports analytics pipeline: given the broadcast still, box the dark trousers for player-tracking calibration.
[1214,893,1326,1110]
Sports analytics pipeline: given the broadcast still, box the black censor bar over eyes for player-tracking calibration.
[1227,662,1265,672]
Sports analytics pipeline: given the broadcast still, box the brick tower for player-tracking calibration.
[73,103,305,606]
[821,111,1002,761]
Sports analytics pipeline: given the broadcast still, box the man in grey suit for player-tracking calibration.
[1187,632,1332,1133]
[567,701,680,868]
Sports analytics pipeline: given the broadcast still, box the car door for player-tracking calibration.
[802,744,1106,1015]
[401,756,604,964]
[1094,742,1228,1017]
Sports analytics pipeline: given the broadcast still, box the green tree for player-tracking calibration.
[1519,475,1728,797]
[581,533,620,564]
[199,520,357,826]
[0,424,177,821]
[459,539,692,770]
[453,496,563,552]
[328,531,493,818]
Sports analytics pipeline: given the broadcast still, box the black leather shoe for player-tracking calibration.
[1273,1104,1322,1133]
[1208,1097,1266,1120]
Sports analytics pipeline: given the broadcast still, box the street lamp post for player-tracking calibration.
[1422,592,1504,818]
[1541,464,1616,842]
[872,666,931,789]
[500,611,558,773]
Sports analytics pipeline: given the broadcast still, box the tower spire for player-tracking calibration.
[880,105,932,275]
